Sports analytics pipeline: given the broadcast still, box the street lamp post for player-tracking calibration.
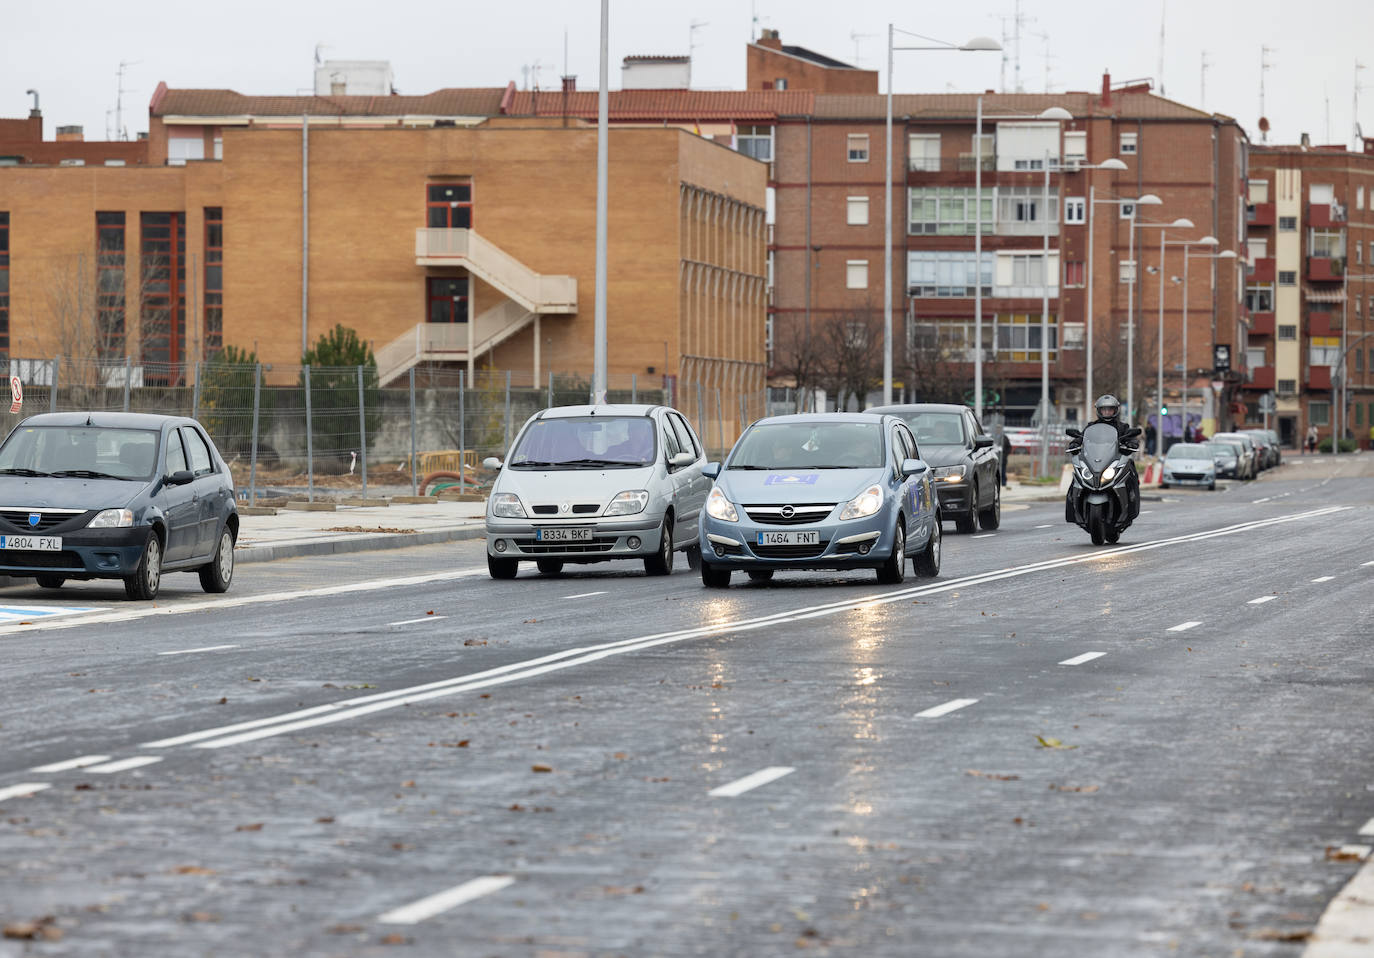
[1084,187,1158,411]
[1138,220,1198,443]
[884,27,999,406]
[1181,244,1236,435]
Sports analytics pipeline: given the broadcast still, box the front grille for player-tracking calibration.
[0,549,85,570]
[0,510,82,532]
[513,537,617,555]
[742,503,836,525]
[752,540,830,559]
[1169,472,1205,481]
[530,503,601,516]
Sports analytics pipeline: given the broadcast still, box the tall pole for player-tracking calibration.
[974,95,984,421]
[1039,150,1051,477]
[1126,208,1137,421]
[1182,249,1190,441]
[1157,233,1167,447]
[1085,183,1096,409]
[882,23,895,405]
[592,0,610,403]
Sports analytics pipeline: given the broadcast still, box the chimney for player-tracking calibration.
[1101,71,1112,108]
[561,75,576,92]
[1300,132,1311,149]
[330,79,347,96]
[758,28,782,50]
[55,125,83,142]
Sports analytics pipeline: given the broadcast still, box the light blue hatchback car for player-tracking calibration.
[697,413,941,587]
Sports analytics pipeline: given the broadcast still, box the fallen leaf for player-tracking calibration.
[401,780,416,788]
[523,619,538,624]
[315,816,335,824]
[236,823,263,832]
[463,638,487,646]
[1248,928,1310,942]
[966,769,1020,781]
[1049,783,1100,793]
[328,924,365,935]
[380,933,411,945]
[613,752,628,760]
[173,865,216,875]
[217,697,228,705]
[479,693,491,699]
[1325,845,1366,861]
[1036,736,1078,750]
[342,684,375,690]
[391,842,412,851]
[531,763,553,773]
[185,912,220,923]
[246,677,261,682]
[73,783,94,791]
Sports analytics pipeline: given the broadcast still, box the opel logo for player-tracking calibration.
[559,501,571,514]
[780,504,795,519]
[28,513,40,528]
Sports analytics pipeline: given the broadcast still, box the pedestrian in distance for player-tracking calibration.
[1145,422,1157,456]
[999,429,1011,488]
[1306,424,1318,453]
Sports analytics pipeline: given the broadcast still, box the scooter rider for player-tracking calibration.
[1069,395,1141,520]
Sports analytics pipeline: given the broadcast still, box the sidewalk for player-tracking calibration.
[234,498,487,564]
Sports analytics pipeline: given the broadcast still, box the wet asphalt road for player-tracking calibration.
[1,457,1372,957]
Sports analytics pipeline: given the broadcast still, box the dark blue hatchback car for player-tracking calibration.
[0,412,238,599]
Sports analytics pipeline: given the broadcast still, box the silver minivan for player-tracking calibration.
[483,404,710,579]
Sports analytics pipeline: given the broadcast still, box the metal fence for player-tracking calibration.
[0,357,767,502]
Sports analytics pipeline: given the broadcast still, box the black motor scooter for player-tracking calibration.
[1064,423,1142,545]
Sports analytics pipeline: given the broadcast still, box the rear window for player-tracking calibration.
[0,425,160,480]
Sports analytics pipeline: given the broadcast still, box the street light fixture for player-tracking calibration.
[1079,158,1129,411]
[1181,244,1236,432]
[1120,196,1164,421]
[883,26,1000,406]
[1137,219,1198,442]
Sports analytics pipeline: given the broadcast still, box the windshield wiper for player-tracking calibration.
[558,458,643,468]
[510,460,560,468]
[51,469,126,480]
[0,467,51,477]
[728,464,772,470]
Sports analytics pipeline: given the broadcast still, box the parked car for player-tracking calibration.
[1209,438,1253,479]
[1159,442,1217,490]
[1240,429,1278,469]
[865,402,1000,532]
[696,413,940,587]
[482,404,709,579]
[1211,432,1260,479]
[1205,441,1241,479]
[0,412,238,599]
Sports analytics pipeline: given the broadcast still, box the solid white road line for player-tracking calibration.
[1034,524,1053,529]
[1253,497,1271,503]
[29,754,111,773]
[377,876,515,924]
[130,506,1349,752]
[1311,576,1335,583]
[916,698,979,718]
[85,756,163,774]
[564,591,609,599]
[1167,621,1202,632]
[1248,595,1277,604]
[157,645,239,656]
[1358,817,1374,837]
[971,534,997,539]
[388,616,449,627]
[1363,560,1374,567]
[708,766,796,798]
[0,782,51,802]
[1059,652,1106,666]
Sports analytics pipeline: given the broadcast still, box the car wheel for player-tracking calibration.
[35,574,65,589]
[644,518,674,576]
[1208,480,1216,491]
[685,542,702,571]
[977,481,1001,530]
[913,512,941,577]
[747,569,774,582]
[954,491,977,533]
[487,554,519,580]
[1159,481,1168,489]
[123,531,162,601]
[701,562,731,588]
[536,559,564,575]
[877,519,906,584]
[198,526,235,593]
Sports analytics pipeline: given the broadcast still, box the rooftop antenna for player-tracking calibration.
[1157,0,1166,97]
[1259,45,1276,143]
[849,31,876,67]
[1356,61,1367,151]
[1325,86,1331,143]
[1031,30,1054,93]
[988,13,1013,92]
[115,60,140,141]
[1012,0,1034,94]
[1200,50,1211,110]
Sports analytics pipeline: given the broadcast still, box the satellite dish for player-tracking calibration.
[1258,117,1270,133]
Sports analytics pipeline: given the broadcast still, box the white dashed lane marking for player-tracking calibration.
[563,591,609,599]
[1311,576,1334,583]
[1034,524,1053,529]
[0,783,51,802]
[377,876,516,924]
[916,698,979,718]
[971,534,997,539]
[1168,621,1202,632]
[85,756,163,774]
[1248,595,1277,605]
[388,616,448,627]
[1059,652,1106,666]
[1359,817,1374,837]
[29,755,111,773]
[158,645,239,656]
[708,766,796,798]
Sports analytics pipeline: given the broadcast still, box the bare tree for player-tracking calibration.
[819,308,882,411]
[902,313,973,405]
[28,250,134,408]
[771,316,826,412]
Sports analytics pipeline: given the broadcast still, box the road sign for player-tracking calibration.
[1258,392,1276,414]
[1211,379,1224,394]
[1213,344,1231,373]
[9,376,21,414]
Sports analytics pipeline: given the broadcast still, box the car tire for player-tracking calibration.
[1159,481,1168,489]
[198,526,235,594]
[685,543,702,571]
[487,554,519,580]
[747,569,774,582]
[536,559,564,575]
[123,531,163,601]
[701,562,731,588]
[877,520,906,584]
[977,481,1001,530]
[913,512,941,577]
[1208,480,1216,491]
[644,518,674,576]
[35,574,65,589]
[954,493,977,533]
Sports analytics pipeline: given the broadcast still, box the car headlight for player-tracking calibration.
[88,508,134,529]
[489,492,526,518]
[932,464,967,483]
[1101,464,1117,483]
[604,489,649,516]
[839,484,884,520]
[705,487,738,522]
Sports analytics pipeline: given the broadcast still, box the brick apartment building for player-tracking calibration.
[1245,139,1374,448]
[0,86,767,409]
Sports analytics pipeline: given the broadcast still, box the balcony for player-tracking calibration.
[1248,257,1275,282]
[955,153,996,172]
[1249,312,1275,335]
[1245,366,1275,390]
[1308,365,1332,390]
[1308,203,1347,228]
[1306,256,1344,282]
[1246,202,1275,226]
[1308,311,1335,336]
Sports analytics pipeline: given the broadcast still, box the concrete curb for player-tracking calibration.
[235,524,486,564]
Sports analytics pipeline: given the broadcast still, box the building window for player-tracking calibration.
[996,251,1059,298]
[846,260,869,289]
[774,78,788,90]
[737,125,773,162]
[1277,378,1297,394]
[908,187,994,235]
[1064,260,1085,287]
[1277,270,1297,286]
[1278,215,1297,231]
[1245,284,1274,312]
[993,313,1059,361]
[996,186,1059,235]
[427,277,470,323]
[0,212,8,359]
[96,212,126,361]
[847,134,869,163]
[1247,179,1270,203]
[1358,185,1366,210]
[1064,197,1085,225]
[140,212,187,382]
[907,251,994,298]
[1119,260,1137,284]
[846,196,869,226]
[166,132,205,166]
[908,134,941,172]
[1309,401,1330,426]
[1119,131,1138,155]
[1356,347,1365,373]
[1308,229,1344,258]
[204,208,223,357]
[1062,131,1086,164]
[1310,337,1340,365]
[1277,324,1297,340]
[426,183,472,228]
[1246,346,1265,370]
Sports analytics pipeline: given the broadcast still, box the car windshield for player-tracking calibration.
[0,425,159,480]
[508,416,656,468]
[896,412,966,446]
[1167,444,1209,459]
[728,422,884,470]
[1205,442,1236,458]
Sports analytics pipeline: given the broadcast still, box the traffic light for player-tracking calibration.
[1160,404,1168,415]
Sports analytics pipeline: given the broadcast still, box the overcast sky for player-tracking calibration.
[3,0,1369,149]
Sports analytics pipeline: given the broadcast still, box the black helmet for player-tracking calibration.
[1094,394,1121,421]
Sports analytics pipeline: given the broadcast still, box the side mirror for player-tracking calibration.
[900,458,929,478]
[481,456,503,470]
[1065,427,1083,439]
[165,469,195,486]
[973,435,994,449]
[669,451,697,469]
[701,461,722,480]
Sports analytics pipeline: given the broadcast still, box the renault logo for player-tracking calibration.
[559,501,571,514]
[780,505,795,519]
[27,513,40,527]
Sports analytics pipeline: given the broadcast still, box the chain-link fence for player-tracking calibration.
[0,357,767,502]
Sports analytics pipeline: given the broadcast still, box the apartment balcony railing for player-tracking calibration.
[1246,202,1275,226]
[954,153,996,172]
[1306,256,1344,282]
[1246,365,1276,389]
[1308,312,1336,336]
[1249,312,1275,335]
[1308,203,1347,228]
[1248,256,1275,282]
[1308,365,1332,390]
